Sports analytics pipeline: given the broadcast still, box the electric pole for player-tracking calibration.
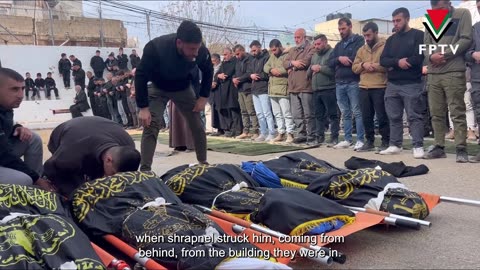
[47,3,55,45]
[99,0,105,47]
[146,12,151,41]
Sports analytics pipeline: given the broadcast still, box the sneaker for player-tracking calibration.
[413,147,425,159]
[423,145,446,159]
[353,141,364,151]
[356,142,375,152]
[255,135,266,142]
[379,146,402,155]
[272,133,285,142]
[456,148,468,163]
[265,134,276,142]
[251,133,260,140]
[445,129,454,140]
[236,133,250,139]
[333,141,353,149]
[285,133,294,143]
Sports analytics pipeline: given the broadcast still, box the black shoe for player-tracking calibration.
[356,143,375,152]
[174,146,187,152]
[326,137,338,148]
[292,137,307,144]
[456,148,468,163]
[306,138,320,147]
[317,136,325,145]
[210,132,224,137]
[470,152,480,163]
[423,145,447,159]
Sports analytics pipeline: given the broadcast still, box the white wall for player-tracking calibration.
[0,45,140,129]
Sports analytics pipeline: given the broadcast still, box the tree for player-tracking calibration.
[161,0,243,54]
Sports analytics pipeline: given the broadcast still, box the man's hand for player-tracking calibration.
[193,97,208,112]
[138,107,152,127]
[270,68,282,76]
[310,64,321,73]
[109,91,114,96]
[472,51,480,63]
[13,127,32,142]
[232,78,240,85]
[291,60,306,69]
[35,178,57,193]
[339,56,353,66]
[250,74,260,81]
[430,53,446,67]
[212,82,218,89]
[217,73,228,80]
[422,66,428,75]
[398,58,412,70]
[362,62,375,72]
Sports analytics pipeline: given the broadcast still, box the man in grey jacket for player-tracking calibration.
[466,0,480,162]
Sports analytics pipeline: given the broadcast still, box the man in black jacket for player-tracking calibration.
[379,7,425,158]
[70,55,82,78]
[247,40,275,142]
[232,44,259,139]
[43,116,140,197]
[86,71,98,115]
[0,68,46,187]
[213,48,241,137]
[69,85,90,118]
[90,50,105,78]
[58,53,71,89]
[135,20,213,170]
[73,63,86,90]
[130,49,141,69]
[328,17,366,150]
[117,47,129,71]
[45,72,59,99]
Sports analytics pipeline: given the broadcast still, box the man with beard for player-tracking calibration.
[90,50,105,78]
[423,0,472,162]
[308,34,339,146]
[232,45,259,139]
[58,53,71,89]
[70,55,82,78]
[283,28,316,145]
[352,22,389,152]
[135,20,213,170]
[380,8,425,158]
[213,48,242,137]
[247,40,275,142]
[264,39,295,143]
[328,18,365,150]
[0,68,46,187]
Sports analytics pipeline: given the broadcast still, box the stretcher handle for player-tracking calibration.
[394,218,421,230]
[346,206,431,227]
[195,205,346,264]
[103,235,167,270]
[91,242,131,270]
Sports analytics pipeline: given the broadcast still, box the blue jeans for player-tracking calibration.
[252,93,276,136]
[336,82,364,143]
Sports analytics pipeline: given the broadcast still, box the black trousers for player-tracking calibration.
[96,96,111,119]
[359,88,389,145]
[46,87,59,98]
[313,89,340,140]
[62,70,70,88]
[89,96,98,116]
[70,104,85,118]
[218,108,242,136]
[94,70,104,79]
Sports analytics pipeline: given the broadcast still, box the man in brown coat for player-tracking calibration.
[283,28,316,145]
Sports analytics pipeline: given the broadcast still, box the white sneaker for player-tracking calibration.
[413,147,424,159]
[255,135,266,142]
[353,141,364,151]
[379,146,403,155]
[265,134,276,142]
[333,141,353,149]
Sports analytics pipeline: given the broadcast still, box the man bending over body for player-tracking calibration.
[43,116,141,197]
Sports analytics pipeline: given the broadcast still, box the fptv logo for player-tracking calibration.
[419,9,459,55]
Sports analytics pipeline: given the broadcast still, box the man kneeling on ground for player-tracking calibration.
[0,68,47,187]
[43,116,141,197]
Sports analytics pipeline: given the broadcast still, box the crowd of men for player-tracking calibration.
[206,1,480,163]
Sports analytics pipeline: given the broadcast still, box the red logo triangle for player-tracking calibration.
[427,9,449,30]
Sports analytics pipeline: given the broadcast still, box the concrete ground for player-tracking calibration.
[36,129,480,269]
